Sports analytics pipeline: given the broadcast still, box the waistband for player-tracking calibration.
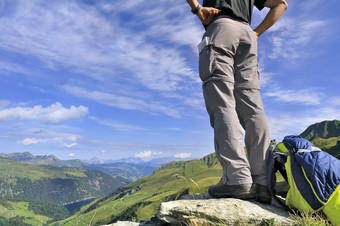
[204,13,249,30]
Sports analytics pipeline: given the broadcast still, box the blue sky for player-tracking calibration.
[0,0,339,161]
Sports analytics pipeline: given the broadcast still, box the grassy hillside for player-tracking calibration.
[0,199,69,225]
[300,120,340,159]
[56,153,223,225]
[0,157,128,204]
[0,157,86,181]
[300,120,340,139]
[308,136,340,159]
[0,157,129,225]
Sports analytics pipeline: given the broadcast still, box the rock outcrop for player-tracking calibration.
[109,193,296,225]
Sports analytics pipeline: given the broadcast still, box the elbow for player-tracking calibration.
[269,0,288,11]
[282,0,288,11]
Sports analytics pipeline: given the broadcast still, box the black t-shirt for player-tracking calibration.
[203,0,267,24]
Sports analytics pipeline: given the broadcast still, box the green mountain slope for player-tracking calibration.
[0,157,128,204]
[0,157,129,225]
[57,153,222,225]
[306,136,340,159]
[300,120,340,139]
[0,199,69,225]
[300,120,340,159]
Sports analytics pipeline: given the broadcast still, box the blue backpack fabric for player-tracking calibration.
[267,135,340,225]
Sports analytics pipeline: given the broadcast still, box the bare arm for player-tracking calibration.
[254,0,288,39]
[186,0,221,25]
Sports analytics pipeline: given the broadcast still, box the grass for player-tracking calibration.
[57,159,222,225]
[290,210,332,226]
[1,201,51,225]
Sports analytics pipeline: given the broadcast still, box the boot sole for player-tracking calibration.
[255,195,272,203]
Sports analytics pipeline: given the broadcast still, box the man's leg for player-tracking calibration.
[234,88,270,186]
[203,80,255,199]
[232,22,271,201]
[234,88,271,202]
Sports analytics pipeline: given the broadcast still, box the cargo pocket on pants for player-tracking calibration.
[199,44,214,82]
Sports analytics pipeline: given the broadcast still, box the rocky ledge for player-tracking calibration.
[109,193,296,225]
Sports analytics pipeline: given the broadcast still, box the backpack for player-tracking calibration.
[267,135,340,225]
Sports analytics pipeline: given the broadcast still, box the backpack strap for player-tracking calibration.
[267,140,290,209]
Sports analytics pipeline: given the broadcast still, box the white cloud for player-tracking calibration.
[68,153,75,157]
[174,153,192,159]
[134,151,162,158]
[135,151,152,158]
[42,103,88,124]
[18,138,46,146]
[61,142,77,148]
[0,102,88,124]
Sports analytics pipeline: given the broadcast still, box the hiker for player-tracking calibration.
[186,0,288,203]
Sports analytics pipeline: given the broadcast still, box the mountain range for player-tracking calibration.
[0,152,192,181]
[0,119,339,225]
[57,120,340,225]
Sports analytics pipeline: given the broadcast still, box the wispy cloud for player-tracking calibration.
[0,0,204,120]
[263,88,322,105]
[267,18,326,60]
[329,97,340,106]
[10,128,81,149]
[0,100,10,109]
[268,107,340,140]
[89,116,146,132]
[61,85,182,118]
[254,1,333,63]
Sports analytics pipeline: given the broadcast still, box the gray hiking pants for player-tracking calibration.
[199,16,270,186]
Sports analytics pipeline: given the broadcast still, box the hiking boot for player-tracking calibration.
[255,184,272,204]
[208,183,255,200]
